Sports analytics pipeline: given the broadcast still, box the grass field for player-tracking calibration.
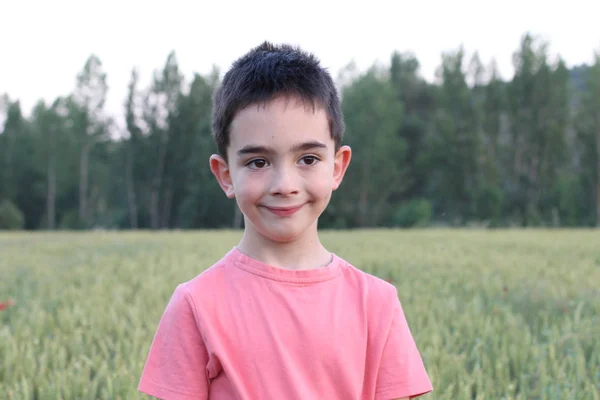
[1,229,599,399]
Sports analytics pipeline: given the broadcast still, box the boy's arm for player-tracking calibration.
[138,284,210,400]
[375,291,433,400]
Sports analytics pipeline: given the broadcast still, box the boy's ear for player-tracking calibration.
[209,154,235,198]
[332,145,352,191]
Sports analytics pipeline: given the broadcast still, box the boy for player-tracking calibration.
[138,42,433,400]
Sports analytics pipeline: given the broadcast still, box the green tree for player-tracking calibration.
[29,98,69,229]
[338,66,406,227]
[142,51,183,229]
[389,52,434,202]
[575,51,600,226]
[124,68,143,229]
[0,199,24,230]
[171,69,225,228]
[0,98,24,202]
[0,99,49,229]
[477,60,507,224]
[508,34,571,225]
[72,54,110,228]
[427,46,479,224]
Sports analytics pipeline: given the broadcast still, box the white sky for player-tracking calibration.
[1,0,599,129]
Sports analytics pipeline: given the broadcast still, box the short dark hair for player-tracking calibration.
[211,41,344,159]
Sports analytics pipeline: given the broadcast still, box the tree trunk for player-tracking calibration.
[47,147,56,230]
[125,144,138,229]
[2,130,15,199]
[524,153,539,227]
[150,129,169,230]
[596,120,600,228]
[88,184,101,224]
[79,141,91,228]
[150,191,159,230]
[160,184,173,229]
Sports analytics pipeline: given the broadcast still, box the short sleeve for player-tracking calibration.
[138,284,210,400]
[375,296,433,400]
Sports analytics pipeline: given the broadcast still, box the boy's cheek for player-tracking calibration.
[233,180,261,200]
[310,179,334,195]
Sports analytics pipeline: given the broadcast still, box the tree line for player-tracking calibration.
[1,33,599,230]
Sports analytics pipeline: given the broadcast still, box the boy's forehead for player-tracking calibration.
[228,97,331,150]
[232,96,325,123]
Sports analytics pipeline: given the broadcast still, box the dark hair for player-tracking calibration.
[211,41,344,159]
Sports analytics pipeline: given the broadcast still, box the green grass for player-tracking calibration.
[1,229,599,399]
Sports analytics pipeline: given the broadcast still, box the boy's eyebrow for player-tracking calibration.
[291,141,328,152]
[236,141,328,156]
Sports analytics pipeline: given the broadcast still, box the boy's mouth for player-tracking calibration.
[263,204,304,217]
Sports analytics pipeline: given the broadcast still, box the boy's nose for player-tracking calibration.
[270,166,300,196]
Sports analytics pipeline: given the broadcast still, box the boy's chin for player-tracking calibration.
[261,228,308,244]
[252,223,316,244]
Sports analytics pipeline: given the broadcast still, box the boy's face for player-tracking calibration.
[210,96,351,243]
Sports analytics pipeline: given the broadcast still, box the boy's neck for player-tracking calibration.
[236,224,332,271]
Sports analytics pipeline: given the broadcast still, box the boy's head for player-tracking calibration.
[211,41,345,161]
[209,42,351,243]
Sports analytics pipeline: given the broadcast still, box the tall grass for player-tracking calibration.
[1,229,599,399]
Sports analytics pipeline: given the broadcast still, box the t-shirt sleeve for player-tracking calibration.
[375,294,433,400]
[138,284,210,400]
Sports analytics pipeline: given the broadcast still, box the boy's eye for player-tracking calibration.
[299,155,319,166]
[247,159,269,169]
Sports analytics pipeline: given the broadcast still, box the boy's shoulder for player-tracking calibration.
[178,249,400,310]
[175,251,233,299]
[336,254,401,305]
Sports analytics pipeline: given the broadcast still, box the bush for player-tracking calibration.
[0,199,25,230]
[474,184,504,227]
[59,210,83,230]
[393,198,432,228]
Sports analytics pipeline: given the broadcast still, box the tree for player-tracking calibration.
[142,51,183,229]
[427,46,479,224]
[29,99,67,229]
[0,99,24,202]
[72,54,109,228]
[508,34,571,225]
[124,68,142,229]
[389,52,434,202]
[482,60,506,185]
[338,66,405,227]
[592,54,600,226]
[575,51,600,226]
[479,59,507,224]
[0,99,47,229]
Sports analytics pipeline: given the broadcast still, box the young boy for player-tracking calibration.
[138,42,433,400]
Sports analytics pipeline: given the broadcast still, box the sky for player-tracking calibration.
[1,0,599,129]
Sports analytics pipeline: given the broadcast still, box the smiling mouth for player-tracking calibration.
[264,204,304,217]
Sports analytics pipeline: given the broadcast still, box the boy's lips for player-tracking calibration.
[263,204,304,216]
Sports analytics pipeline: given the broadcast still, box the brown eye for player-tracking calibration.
[248,159,268,169]
[300,156,319,166]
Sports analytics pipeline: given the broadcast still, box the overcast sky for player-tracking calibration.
[1,0,599,128]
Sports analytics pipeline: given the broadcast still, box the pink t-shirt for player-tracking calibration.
[138,247,433,399]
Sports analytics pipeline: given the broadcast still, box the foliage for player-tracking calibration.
[1,33,599,230]
[393,199,433,227]
[0,199,24,230]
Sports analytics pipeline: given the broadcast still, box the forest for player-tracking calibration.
[1,33,599,230]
